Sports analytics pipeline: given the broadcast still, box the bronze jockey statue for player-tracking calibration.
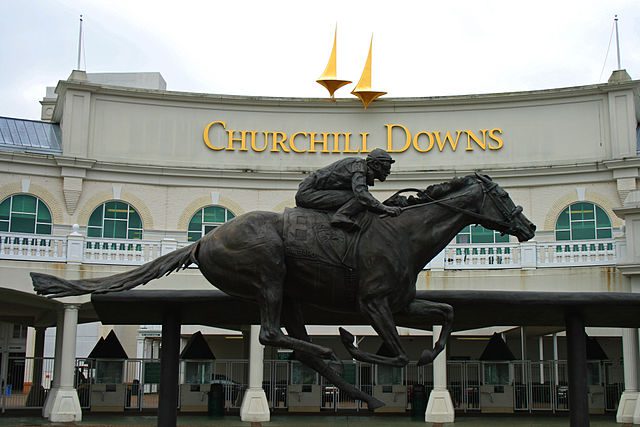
[295,148,402,230]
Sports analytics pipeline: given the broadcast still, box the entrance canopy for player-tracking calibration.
[91,289,640,331]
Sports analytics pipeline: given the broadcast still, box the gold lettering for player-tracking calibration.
[342,133,358,153]
[434,130,462,151]
[289,132,307,153]
[203,121,226,151]
[308,132,330,153]
[465,130,486,151]
[331,133,342,153]
[386,124,411,153]
[413,131,435,153]
[360,132,369,153]
[250,131,269,152]
[270,131,290,152]
[488,128,504,150]
[226,130,249,151]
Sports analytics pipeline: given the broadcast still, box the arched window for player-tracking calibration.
[456,225,509,244]
[555,202,612,241]
[87,201,143,239]
[188,205,235,242]
[0,194,52,234]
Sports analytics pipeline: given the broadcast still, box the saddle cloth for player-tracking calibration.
[283,208,373,306]
[283,207,373,269]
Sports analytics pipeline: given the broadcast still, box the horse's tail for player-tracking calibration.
[31,243,199,298]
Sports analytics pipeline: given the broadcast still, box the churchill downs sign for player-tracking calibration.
[203,120,504,155]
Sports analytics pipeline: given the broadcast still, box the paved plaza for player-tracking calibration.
[0,414,620,426]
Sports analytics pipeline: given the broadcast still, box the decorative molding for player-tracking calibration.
[112,184,123,200]
[63,177,83,215]
[21,178,30,193]
[76,192,154,230]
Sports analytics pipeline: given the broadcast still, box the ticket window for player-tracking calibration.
[96,360,124,384]
[483,362,511,386]
[184,361,213,384]
[291,362,318,386]
[376,365,403,385]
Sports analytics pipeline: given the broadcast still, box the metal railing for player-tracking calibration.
[0,231,618,270]
[0,357,625,414]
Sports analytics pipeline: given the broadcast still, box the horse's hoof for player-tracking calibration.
[365,397,385,410]
[338,327,355,346]
[417,351,434,366]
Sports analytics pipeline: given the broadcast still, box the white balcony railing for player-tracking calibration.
[0,232,67,262]
[0,231,619,270]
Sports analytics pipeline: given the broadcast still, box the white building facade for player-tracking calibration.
[0,69,639,421]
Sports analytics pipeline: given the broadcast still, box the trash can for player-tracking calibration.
[208,384,225,417]
[411,384,427,420]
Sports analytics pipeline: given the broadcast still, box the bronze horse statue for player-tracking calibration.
[32,173,535,409]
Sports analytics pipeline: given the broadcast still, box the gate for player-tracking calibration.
[213,359,247,409]
[0,357,54,410]
[262,360,289,409]
[513,361,530,411]
[603,360,624,412]
[447,361,479,411]
[530,361,553,410]
[320,360,370,411]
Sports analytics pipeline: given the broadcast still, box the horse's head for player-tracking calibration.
[473,173,536,242]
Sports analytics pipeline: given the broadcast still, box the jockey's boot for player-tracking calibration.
[330,213,360,231]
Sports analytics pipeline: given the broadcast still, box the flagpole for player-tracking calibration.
[77,15,83,70]
[614,15,621,70]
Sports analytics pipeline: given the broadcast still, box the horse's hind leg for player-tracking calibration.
[403,299,454,366]
[339,297,409,367]
[281,299,384,410]
[257,278,339,361]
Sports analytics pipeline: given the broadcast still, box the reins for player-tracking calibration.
[380,179,520,232]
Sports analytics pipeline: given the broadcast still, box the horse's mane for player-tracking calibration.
[384,175,473,207]
[423,175,470,200]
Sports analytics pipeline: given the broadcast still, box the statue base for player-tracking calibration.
[240,387,270,423]
[425,389,454,423]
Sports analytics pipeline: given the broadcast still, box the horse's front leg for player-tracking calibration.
[339,297,409,367]
[403,299,454,366]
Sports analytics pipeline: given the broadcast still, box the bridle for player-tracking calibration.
[387,173,523,234]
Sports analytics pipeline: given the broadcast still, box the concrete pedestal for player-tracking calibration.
[425,389,455,423]
[48,387,82,422]
[240,325,269,423]
[617,391,638,424]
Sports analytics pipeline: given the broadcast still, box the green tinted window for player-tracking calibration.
[0,194,52,235]
[87,201,143,240]
[188,205,235,242]
[456,225,509,244]
[555,202,612,241]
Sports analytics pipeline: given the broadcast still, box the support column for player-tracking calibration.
[618,328,639,423]
[158,310,180,427]
[48,304,82,422]
[43,311,64,418]
[566,311,589,427]
[26,327,46,407]
[240,325,270,424]
[425,325,454,424]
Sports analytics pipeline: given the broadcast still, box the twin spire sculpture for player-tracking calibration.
[316,28,386,109]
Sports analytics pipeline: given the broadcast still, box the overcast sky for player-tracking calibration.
[1,0,639,120]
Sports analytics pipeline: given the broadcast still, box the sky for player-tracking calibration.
[1,0,639,120]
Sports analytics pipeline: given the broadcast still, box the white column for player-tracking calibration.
[43,310,64,418]
[425,325,454,423]
[48,304,82,422]
[240,325,270,423]
[618,328,640,424]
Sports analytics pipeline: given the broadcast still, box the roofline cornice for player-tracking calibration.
[53,78,640,112]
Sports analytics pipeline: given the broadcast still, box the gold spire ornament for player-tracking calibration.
[351,36,386,109]
[316,27,352,98]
